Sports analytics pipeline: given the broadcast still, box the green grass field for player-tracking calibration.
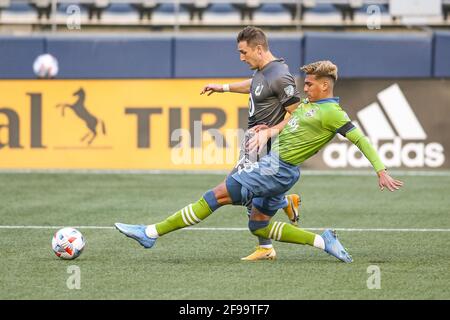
[1,172,449,300]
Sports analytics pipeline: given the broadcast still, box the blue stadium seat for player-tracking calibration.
[129,1,160,21]
[231,1,262,21]
[180,2,211,21]
[304,32,433,78]
[259,3,286,14]
[0,0,11,18]
[45,36,173,78]
[361,2,389,13]
[443,0,450,21]
[155,2,176,13]
[5,1,32,13]
[208,3,234,14]
[105,3,134,14]
[433,31,450,78]
[80,0,110,20]
[29,0,52,20]
[309,3,338,13]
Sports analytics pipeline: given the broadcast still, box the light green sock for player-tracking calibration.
[155,197,213,236]
[253,221,316,246]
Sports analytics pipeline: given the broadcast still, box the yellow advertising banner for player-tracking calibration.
[0,79,249,170]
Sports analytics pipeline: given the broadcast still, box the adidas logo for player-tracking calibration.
[323,84,445,168]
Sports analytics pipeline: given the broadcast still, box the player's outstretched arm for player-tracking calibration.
[200,79,252,95]
[377,170,404,192]
[344,127,404,192]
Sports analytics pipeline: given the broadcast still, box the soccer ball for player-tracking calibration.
[33,53,59,78]
[52,227,85,260]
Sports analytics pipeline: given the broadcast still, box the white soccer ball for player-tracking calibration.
[33,53,59,78]
[52,227,85,260]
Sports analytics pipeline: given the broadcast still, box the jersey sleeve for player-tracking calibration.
[322,105,385,172]
[346,128,386,172]
[321,105,352,133]
[270,73,300,108]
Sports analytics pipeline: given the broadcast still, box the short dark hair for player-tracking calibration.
[236,26,269,50]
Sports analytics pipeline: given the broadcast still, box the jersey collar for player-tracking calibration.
[314,97,340,104]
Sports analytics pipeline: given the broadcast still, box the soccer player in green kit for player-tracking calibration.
[115,60,403,263]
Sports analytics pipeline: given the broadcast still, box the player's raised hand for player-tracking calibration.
[377,170,404,192]
[200,84,223,96]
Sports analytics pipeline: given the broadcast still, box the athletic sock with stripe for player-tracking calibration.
[252,221,320,247]
[146,197,213,237]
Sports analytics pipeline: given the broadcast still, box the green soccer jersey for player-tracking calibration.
[272,98,385,173]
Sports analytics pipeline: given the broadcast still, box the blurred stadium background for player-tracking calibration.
[1,0,450,301]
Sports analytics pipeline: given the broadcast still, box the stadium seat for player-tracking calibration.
[0,0,10,13]
[1,0,447,28]
[443,0,450,21]
[0,0,10,20]
[300,1,339,21]
[281,0,390,22]
[130,0,161,21]
[29,0,52,20]
[281,1,303,21]
[105,2,134,14]
[333,0,363,21]
[208,2,235,14]
[180,0,211,22]
[258,2,286,14]
[231,0,262,22]
[5,0,31,12]
[81,0,110,20]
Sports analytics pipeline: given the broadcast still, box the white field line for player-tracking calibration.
[1,226,450,232]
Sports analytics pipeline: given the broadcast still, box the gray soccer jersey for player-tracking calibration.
[247,58,300,128]
[234,59,300,171]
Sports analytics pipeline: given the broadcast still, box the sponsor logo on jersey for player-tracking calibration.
[254,84,264,96]
[287,117,299,131]
[305,108,317,117]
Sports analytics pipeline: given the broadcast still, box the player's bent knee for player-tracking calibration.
[225,175,245,205]
[250,206,273,220]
